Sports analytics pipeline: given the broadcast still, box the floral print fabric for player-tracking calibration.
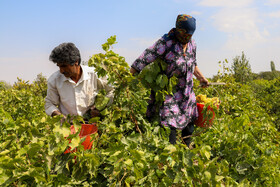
[132,30,198,130]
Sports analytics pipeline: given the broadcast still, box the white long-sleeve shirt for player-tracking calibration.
[45,65,114,116]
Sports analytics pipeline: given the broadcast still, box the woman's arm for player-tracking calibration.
[194,66,209,87]
[131,37,169,74]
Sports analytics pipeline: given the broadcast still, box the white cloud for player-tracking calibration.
[268,10,280,18]
[212,8,258,32]
[263,28,270,37]
[265,0,280,5]
[209,8,267,51]
[224,32,264,51]
[199,0,253,7]
[190,11,202,16]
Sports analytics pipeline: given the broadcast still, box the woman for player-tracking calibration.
[130,14,209,147]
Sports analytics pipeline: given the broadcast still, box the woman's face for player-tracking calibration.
[175,28,192,44]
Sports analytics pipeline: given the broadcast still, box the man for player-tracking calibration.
[45,42,114,119]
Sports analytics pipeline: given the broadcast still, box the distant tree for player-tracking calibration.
[271,61,276,72]
[270,60,280,79]
[13,78,30,90]
[251,72,259,80]
[33,73,47,97]
[231,51,252,83]
[0,80,12,90]
[257,71,280,80]
[258,71,275,80]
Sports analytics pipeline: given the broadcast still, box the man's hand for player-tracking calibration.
[90,107,101,118]
[51,110,63,117]
[51,110,67,125]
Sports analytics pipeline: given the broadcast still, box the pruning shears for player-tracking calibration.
[200,82,226,87]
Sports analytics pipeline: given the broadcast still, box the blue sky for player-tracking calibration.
[1,0,280,84]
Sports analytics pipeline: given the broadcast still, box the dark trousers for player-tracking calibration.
[169,122,194,146]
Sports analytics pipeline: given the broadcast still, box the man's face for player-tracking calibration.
[57,62,78,78]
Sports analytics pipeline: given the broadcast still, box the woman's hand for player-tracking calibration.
[199,77,209,88]
[194,66,209,88]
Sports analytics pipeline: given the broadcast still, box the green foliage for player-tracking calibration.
[0,37,279,186]
[137,58,178,104]
[194,78,280,186]
[94,90,110,111]
[231,51,252,83]
[213,59,235,84]
[250,77,280,129]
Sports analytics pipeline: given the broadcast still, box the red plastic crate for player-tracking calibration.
[64,123,98,154]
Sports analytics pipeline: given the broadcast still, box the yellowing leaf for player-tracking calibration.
[164,144,176,153]
[124,159,133,166]
[200,145,211,160]
[215,175,224,182]
[204,171,211,180]
[69,136,80,149]
[40,117,46,123]
[0,150,10,156]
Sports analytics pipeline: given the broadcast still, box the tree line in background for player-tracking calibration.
[239,52,279,81]
[211,51,280,83]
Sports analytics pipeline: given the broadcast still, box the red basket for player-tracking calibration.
[64,123,98,154]
[194,103,219,128]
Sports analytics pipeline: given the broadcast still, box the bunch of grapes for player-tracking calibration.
[196,94,219,105]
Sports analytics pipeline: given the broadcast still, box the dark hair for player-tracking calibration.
[49,42,81,65]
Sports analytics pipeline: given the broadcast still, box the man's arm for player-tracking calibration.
[131,37,170,73]
[194,66,209,87]
[45,80,62,116]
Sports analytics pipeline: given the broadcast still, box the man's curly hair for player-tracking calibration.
[49,42,81,65]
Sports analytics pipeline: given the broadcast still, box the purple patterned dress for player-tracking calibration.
[132,31,198,130]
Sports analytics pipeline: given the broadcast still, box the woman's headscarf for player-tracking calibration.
[168,14,196,44]
[176,14,196,35]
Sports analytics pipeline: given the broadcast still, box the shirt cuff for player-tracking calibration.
[45,106,60,116]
